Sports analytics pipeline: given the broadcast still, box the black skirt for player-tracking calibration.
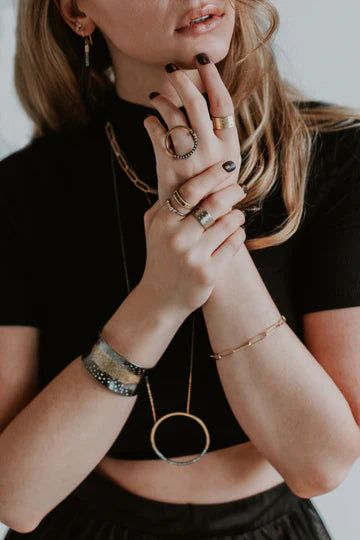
[5,470,333,539]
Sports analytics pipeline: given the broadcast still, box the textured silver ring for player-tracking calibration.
[191,203,215,230]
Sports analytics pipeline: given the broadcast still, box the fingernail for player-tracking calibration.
[165,63,180,73]
[144,113,153,118]
[242,185,249,194]
[222,160,236,173]
[149,92,160,100]
[196,52,210,65]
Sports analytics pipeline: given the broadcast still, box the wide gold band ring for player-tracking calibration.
[212,114,236,130]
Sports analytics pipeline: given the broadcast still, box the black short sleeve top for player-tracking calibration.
[0,89,359,460]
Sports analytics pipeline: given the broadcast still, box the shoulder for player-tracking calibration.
[303,118,360,227]
[0,122,106,204]
[293,99,360,171]
[309,123,360,191]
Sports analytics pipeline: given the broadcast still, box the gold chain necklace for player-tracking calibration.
[105,120,157,207]
[105,119,210,465]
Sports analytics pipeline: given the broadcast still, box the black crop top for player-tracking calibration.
[1,88,360,461]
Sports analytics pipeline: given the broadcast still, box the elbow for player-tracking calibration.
[286,462,351,499]
[285,430,360,499]
[0,515,40,534]
[0,501,40,534]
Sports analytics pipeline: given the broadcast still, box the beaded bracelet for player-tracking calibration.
[210,315,287,360]
[81,335,150,396]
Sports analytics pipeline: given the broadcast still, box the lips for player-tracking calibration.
[175,4,224,31]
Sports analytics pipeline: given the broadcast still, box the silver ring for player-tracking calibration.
[191,204,215,230]
[166,198,187,216]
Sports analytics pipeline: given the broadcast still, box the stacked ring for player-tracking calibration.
[172,189,194,210]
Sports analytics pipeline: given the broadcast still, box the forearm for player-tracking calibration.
[202,245,360,497]
[0,281,187,533]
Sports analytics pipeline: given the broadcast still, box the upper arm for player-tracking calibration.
[298,126,360,426]
[0,326,41,434]
[303,307,360,425]
[0,154,43,431]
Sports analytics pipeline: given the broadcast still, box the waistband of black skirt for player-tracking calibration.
[70,468,307,537]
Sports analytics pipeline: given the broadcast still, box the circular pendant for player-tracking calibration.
[150,411,210,466]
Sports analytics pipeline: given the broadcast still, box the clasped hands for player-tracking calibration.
[141,52,247,314]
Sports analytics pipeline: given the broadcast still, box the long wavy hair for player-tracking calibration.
[14,0,360,251]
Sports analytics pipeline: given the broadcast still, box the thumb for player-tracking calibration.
[143,114,168,155]
[143,114,174,205]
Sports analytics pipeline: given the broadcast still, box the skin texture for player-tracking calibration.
[58,0,236,107]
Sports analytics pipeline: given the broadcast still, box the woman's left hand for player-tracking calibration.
[143,52,243,206]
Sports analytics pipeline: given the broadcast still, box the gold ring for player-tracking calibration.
[212,114,236,130]
[172,189,194,210]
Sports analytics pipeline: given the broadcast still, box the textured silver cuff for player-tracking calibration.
[81,336,149,396]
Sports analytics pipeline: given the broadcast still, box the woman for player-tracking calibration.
[1,0,360,538]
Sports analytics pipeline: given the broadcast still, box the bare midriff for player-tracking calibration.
[94,441,285,504]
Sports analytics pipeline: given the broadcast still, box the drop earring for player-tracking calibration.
[84,33,93,68]
[75,20,93,68]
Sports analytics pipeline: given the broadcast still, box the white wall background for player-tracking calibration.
[0,1,359,538]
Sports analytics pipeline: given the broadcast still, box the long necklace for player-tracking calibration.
[105,119,210,465]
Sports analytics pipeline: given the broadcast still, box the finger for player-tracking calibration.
[164,63,214,143]
[194,53,236,144]
[147,92,194,157]
[211,227,247,277]
[197,209,245,258]
[183,184,246,228]
[143,113,169,155]
[175,183,246,225]
[158,159,244,231]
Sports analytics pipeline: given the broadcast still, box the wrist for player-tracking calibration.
[137,277,190,323]
[101,281,187,369]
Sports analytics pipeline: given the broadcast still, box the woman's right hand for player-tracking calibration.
[140,160,247,316]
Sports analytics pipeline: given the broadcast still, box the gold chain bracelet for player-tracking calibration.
[210,314,287,360]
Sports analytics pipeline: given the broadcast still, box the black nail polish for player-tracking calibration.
[149,92,160,100]
[222,161,236,173]
[165,63,180,73]
[196,53,210,65]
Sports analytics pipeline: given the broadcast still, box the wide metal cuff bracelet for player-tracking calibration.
[81,336,149,396]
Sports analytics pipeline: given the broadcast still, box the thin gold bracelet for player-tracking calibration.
[210,314,287,360]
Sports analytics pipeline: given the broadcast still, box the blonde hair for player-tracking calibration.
[14,0,360,251]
